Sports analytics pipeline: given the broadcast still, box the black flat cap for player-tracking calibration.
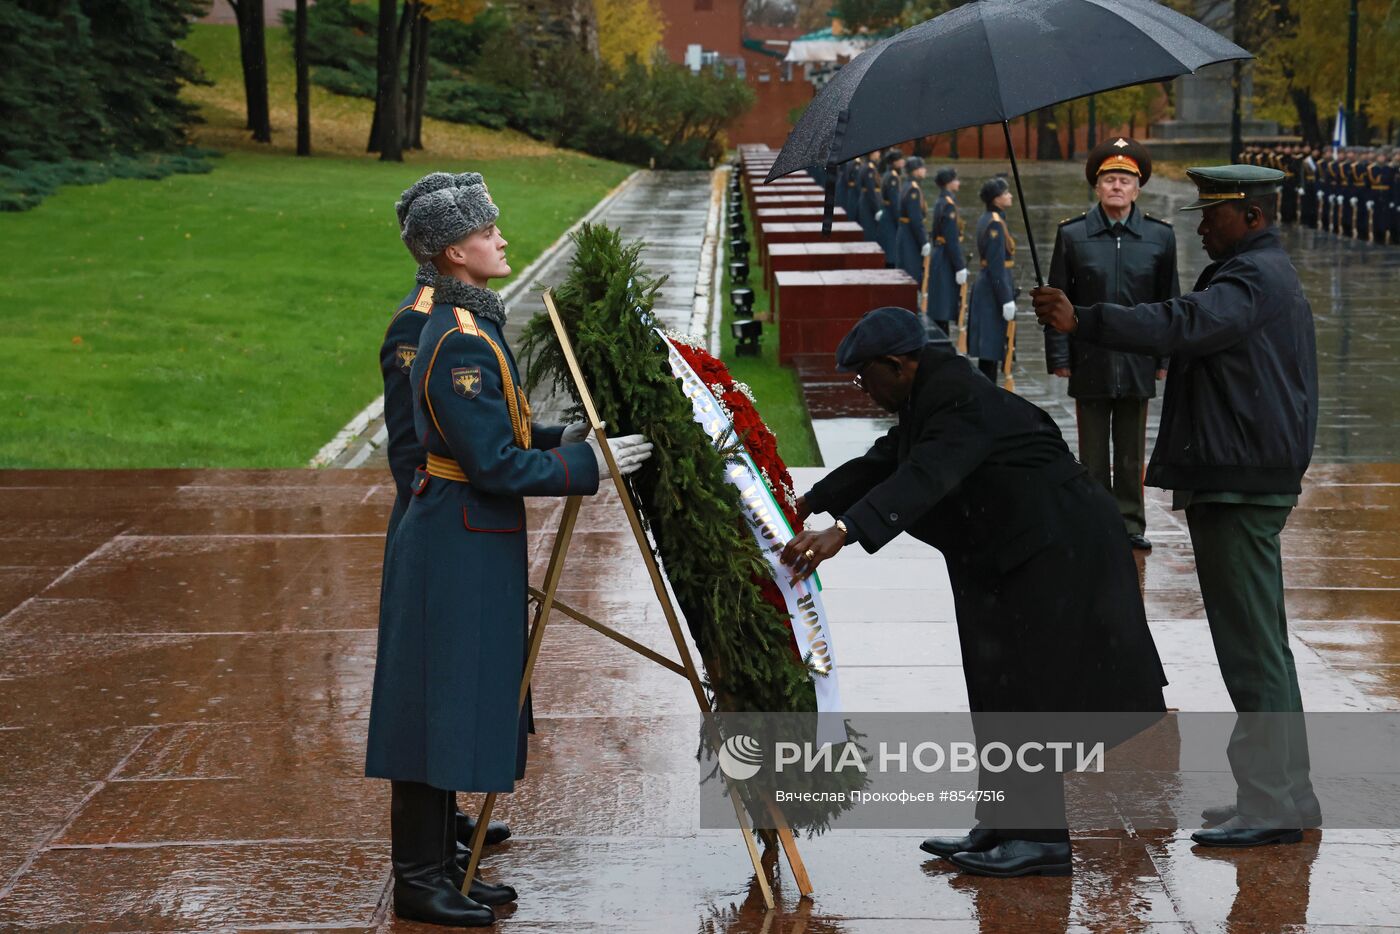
[835,306,927,372]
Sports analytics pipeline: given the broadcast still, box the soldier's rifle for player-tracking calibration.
[955,281,969,355]
[1003,317,1016,393]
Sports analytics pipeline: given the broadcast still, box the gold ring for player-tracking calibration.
[804,549,815,561]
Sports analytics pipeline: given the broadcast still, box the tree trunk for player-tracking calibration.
[1066,102,1076,160]
[372,0,403,160]
[977,125,984,159]
[1035,107,1062,160]
[948,130,959,160]
[229,0,272,142]
[1289,88,1321,146]
[295,0,310,156]
[406,4,431,150]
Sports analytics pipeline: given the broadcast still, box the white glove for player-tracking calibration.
[1296,187,1304,196]
[1367,200,1374,210]
[920,242,931,258]
[875,209,884,222]
[561,419,596,444]
[1350,197,1358,206]
[955,268,968,286]
[1001,301,1016,323]
[586,433,653,480]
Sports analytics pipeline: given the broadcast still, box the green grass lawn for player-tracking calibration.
[717,186,821,467]
[0,151,630,468]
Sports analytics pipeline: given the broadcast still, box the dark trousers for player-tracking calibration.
[977,358,998,382]
[929,318,951,336]
[1187,502,1316,822]
[1075,398,1148,536]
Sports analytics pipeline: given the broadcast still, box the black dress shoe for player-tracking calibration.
[948,839,1072,877]
[457,810,512,847]
[920,826,998,859]
[1128,533,1153,551]
[1200,801,1321,828]
[1190,816,1303,848]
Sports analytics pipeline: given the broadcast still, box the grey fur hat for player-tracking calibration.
[402,183,500,264]
[394,171,486,229]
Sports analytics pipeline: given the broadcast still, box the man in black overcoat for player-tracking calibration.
[782,307,1167,878]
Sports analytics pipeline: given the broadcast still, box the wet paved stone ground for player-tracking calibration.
[3,164,1400,930]
[797,160,1400,466]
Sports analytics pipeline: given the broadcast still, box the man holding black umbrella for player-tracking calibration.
[1044,138,1178,552]
[1033,165,1321,847]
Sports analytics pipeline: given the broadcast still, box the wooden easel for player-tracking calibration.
[461,290,814,911]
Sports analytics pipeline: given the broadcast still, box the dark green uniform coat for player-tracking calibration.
[967,210,1016,363]
[366,299,599,792]
[380,281,435,538]
[924,190,966,324]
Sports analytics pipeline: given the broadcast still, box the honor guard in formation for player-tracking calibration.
[894,157,929,292]
[368,175,653,927]
[1035,164,1321,847]
[966,176,1018,382]
[922,167,968,336]
[1254,142,1398,244]
[381,172,514,860]
[1044,138,1179,551]
[856,150,884,238]
[875,150,906,264]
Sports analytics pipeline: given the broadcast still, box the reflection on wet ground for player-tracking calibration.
[2,165,1399,932]
[931,160,1400,464]
[0,460,1396,931]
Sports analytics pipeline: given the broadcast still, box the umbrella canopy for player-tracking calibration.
[765,0,1249,284]
[767,0,1250,182]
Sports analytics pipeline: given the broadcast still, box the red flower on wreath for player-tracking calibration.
[670,337,807,661]
[671,340,798,530]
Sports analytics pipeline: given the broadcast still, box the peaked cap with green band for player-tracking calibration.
[1180,164,1286,211]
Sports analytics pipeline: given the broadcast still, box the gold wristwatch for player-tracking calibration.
[834,518,849,542]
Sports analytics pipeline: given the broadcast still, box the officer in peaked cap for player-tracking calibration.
[1035,164,1321,848]
[1044,136,1179,552]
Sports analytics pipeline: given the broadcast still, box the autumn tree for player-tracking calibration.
[1253,0,1399,144]
[596,0,665,70]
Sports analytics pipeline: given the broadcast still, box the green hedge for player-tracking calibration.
[0,0,211,211]
[294,0,753,169]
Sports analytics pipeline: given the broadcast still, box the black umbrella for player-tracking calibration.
[766,0,1250,283]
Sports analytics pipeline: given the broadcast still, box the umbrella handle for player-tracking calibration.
[1001,120,1044,287]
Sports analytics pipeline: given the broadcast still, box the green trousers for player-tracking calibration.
[1076,398,1148,536]
[1187,501,1317,823]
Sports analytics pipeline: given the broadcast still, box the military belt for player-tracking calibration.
[425,453,469,483]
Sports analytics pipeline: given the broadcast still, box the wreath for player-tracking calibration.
[522,223,863,834]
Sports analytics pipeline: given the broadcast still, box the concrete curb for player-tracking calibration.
[311,169,644,469]
[690,165,727,342]
[707,166,732,356]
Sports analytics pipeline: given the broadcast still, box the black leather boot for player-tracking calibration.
[448,840,518,906]
[920,826,999,859]
[949,839,1073,877]
[391,781,495,927]
[456,809,513,847]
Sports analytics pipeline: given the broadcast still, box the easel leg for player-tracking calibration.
[765,800,814,897]
[463,495,583,893]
